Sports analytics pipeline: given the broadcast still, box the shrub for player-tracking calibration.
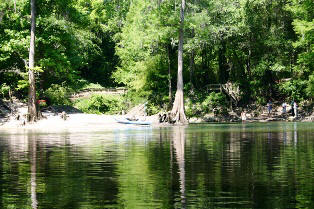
[184,92,228,117]
[74,94,124,114]
[279,79,307,101]
[202,92,227,112]
[44,84,73,105]
[0,83,10,98]
[82,82,104,90]
[146,102,160,115]
[306,74,314,98]
[185,98,202,118]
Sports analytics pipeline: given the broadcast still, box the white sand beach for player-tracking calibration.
[0,113,159,134]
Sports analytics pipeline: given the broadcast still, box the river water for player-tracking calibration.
[0,122,313,209]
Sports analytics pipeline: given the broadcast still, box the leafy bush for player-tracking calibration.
[184,92,228,117]
[0,83,10,98]
[82,83,104,90]
[70,79,105,92]
[123,90,147,111]
[44,84,73,105]
[306,74,314,98]
[279,79,307,101]
[146,102,160,115]
[202,92,227,112]
[185,98,202,118]
[74,94,124,114]
[14,72,29,96]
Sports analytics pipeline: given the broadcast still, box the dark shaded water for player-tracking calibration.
[0,122,313,209]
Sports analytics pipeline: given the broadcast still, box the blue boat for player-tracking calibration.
[114,117,152,125]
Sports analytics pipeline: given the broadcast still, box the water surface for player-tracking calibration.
[0,122,313,208]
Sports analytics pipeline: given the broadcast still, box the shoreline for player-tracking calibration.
[0,113,161,134]
[1,100,313,133]
[0,112,313,134]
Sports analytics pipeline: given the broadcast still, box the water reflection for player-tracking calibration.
[283,123,287,145]
[30,136,37,209]
[172,126,186,208]
[0,122,313,208]
[294,122,298,146]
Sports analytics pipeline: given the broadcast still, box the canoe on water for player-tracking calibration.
[114,117,152,125]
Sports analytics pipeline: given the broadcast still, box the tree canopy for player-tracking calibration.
[0,0,313,115]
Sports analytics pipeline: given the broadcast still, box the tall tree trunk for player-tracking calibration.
[246,44,251,78]
[171,0,188,124]
[218,40,228,84]
[189,27,195,92]
[28,0,37,122]
[167,45,172,109]
[13,0,16,13]
[189,49,195,91]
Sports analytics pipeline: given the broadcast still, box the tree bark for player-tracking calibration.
[189,49,195,91]
[28,0,37,122]
[189,28,195,91]
[171,0,188,124]
[13,0,17,13]
[218,40,228,84]
[167,45,172,109]
[246,47,251,78]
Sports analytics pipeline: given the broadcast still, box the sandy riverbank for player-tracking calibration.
[0,113,160,133]
[1,99,313,134]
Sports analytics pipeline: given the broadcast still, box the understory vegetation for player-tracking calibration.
[0,0,313,116]
[74,94,124,114]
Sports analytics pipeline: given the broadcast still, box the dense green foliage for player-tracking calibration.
[44,83,72,105]
[0,0,313,114]
[185,92,228,117]
[0,83,10,98]
[74,94,124,114]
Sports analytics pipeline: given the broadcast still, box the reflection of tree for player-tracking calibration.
[283,123,287,145]
[172,126,185,207]
[30,136,38,209]
[0,124,313,208]
[293,122,297,146]
[0,139,3,209]
[116,140,162,209]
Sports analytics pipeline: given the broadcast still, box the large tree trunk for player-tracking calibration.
[189,49,195,91]
[171,0,188,124]
[28,0,37,122]
[167,45,172,109]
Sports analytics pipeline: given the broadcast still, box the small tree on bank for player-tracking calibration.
[28,0,37,122]
[171,0,188,124]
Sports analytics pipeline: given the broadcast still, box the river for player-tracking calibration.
[0,122,313,208]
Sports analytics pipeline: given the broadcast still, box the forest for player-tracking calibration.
[0,0,313,122]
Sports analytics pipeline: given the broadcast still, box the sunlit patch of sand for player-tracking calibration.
[0,113,158,134]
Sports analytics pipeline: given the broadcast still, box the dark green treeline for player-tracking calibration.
[0,0,313,107]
